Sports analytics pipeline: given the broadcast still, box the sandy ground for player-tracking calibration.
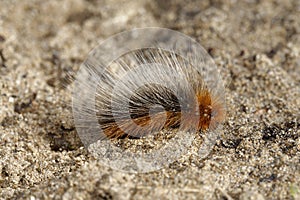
[0,0,299,199]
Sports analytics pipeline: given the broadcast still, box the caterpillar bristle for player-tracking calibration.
[91,48,225,139]
[72,28,226,172]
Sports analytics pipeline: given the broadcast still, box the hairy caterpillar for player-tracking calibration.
[72,28,226,172]
[95,49,225,139]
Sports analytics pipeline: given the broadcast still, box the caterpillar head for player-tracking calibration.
[196,89,225,132]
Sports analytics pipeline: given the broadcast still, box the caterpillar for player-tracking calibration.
[72,28,226,172]
[95,48,224,139]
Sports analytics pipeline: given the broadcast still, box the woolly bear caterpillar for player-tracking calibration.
[95,48,225,139]
[72,28,226,172]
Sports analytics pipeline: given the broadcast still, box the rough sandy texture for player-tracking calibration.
[0,0,299,199]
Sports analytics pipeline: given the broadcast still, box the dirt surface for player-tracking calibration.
[0,0,299,199]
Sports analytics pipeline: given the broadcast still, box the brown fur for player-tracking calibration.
[101,87,225,139]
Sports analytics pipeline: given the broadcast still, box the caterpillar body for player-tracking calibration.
[72,28,226,172]
[95,49,224,139]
